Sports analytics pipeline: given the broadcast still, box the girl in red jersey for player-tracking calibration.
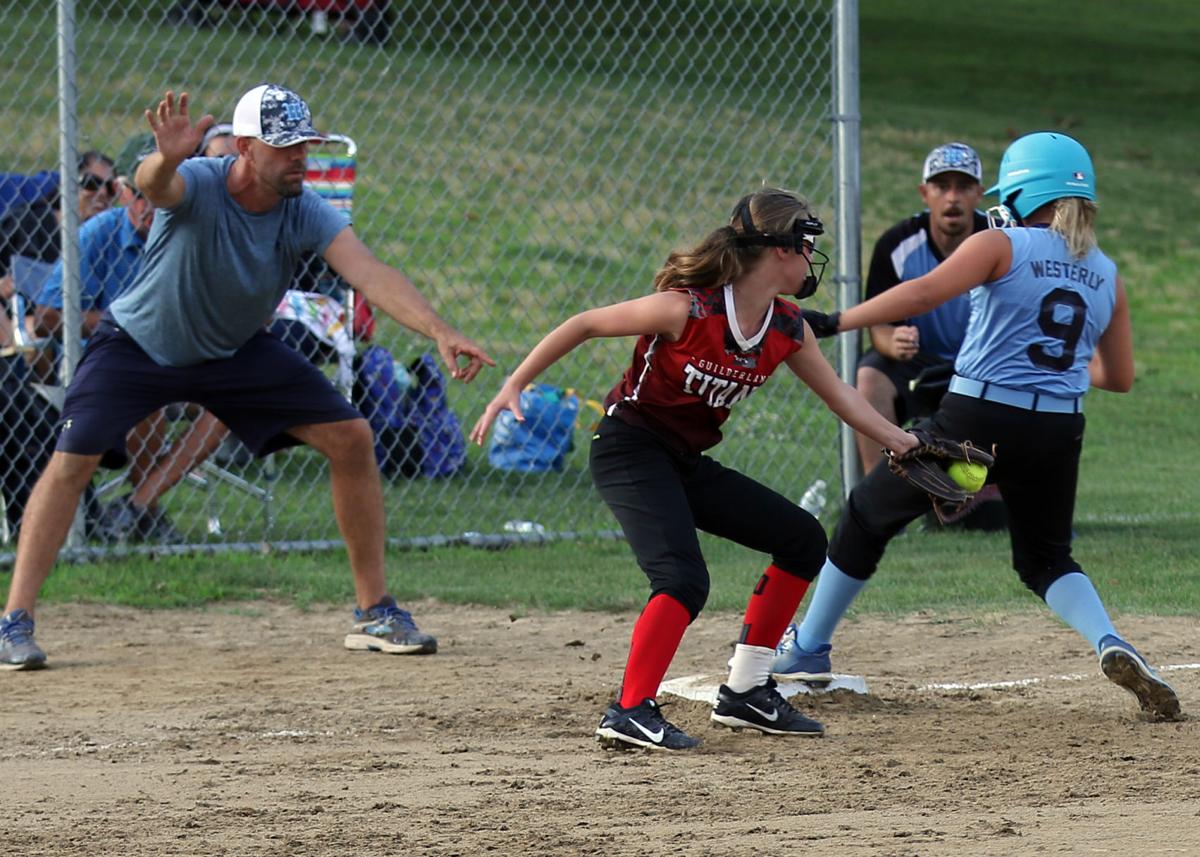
[470,189,918,750]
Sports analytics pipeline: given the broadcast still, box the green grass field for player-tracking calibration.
[12,0,1200,619]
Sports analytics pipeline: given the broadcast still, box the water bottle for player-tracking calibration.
[503,520,546,535]
[392,361,413,395]
[799,479,827,519]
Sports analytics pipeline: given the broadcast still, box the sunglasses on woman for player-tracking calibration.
[78,173,118,195]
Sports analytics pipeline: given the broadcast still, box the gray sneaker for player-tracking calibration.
[97,497,184,545]
[0,609,47,670]
[144,507,185,545]
[344,596,437,654]
[96,496,146,543]
[1098,635,1181,720]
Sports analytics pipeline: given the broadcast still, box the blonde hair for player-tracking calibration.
[652,189,818,292]
[1049,197,1098,259]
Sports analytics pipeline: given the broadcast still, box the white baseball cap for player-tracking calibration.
[232,84,328,148]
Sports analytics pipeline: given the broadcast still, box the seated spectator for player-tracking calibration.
[197,122,236,158]
[2,151,116,536]
[1,151,116,357]
[34,172,156,350]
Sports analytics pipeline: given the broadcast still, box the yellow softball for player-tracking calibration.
[947,460,988,493]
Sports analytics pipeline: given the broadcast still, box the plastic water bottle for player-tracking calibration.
[799,479,827,519]
[393,362,413,395]
[503,520,546,535]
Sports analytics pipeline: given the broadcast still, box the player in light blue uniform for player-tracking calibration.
[773,132,1180,720]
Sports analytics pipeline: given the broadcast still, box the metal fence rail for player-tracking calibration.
[0,0,853,561]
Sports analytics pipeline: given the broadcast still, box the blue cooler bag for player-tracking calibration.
[488,384,580,473]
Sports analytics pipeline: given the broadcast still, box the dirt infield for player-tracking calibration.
[3,601,1197,856]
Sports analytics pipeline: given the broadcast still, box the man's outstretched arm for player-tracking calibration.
[323,227,494,382]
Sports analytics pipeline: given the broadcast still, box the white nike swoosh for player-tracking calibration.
[746,703,779,722]
[628,718,665,742]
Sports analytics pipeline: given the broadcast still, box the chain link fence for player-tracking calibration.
[1,0,850,560]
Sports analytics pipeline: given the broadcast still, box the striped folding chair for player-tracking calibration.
[287,133,374,342]
[306,133,356,215]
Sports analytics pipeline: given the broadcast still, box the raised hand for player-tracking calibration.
[144,91,214,164]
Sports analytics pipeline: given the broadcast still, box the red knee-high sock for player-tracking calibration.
[739,564,810,648]
[618,593,691,709]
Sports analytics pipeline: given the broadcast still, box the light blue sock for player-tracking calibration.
[1043,572,1118,653]
[793,558,867,651]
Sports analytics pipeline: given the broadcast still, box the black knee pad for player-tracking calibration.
[652,574,710,621]
[1016,561,1084,600]
[826,500,887,582]
[771,511,828,581]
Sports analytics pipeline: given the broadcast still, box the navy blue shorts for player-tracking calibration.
[55,318,363,465]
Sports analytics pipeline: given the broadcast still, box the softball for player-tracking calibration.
[947,460,988,493]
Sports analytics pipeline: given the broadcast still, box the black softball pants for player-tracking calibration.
[589,415,827,620]
[828,392,1085,598]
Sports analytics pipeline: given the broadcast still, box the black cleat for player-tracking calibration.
[595,698,700,751]
[711,678,824,736]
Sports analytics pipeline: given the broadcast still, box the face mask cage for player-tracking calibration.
[985,190,1024,229]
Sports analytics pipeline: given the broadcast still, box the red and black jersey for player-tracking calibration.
[603,285,806,455]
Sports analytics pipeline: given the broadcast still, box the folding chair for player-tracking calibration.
[270,132,369,393]
[289,133,369,343]
[5,254,55,360]
[1,256,60,543]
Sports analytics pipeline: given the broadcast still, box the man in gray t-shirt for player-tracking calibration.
[0,85,494,671]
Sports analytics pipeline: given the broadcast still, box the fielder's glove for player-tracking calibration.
[801,309,841,339]
[886,427,996,524]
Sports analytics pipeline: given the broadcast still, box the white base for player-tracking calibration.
[659,672,868,704]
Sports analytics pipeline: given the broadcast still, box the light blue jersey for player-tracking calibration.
[110,157,348,366]
[954,227,1117,398]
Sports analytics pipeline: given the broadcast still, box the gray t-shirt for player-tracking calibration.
[110,156,348,366]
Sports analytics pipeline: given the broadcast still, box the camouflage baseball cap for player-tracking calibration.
[232,84,328,148]
[922,142,983,183]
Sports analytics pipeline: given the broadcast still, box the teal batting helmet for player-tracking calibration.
[986,132,1095,221]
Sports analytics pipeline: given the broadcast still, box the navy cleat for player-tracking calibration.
[771,622,833,686]
[1098,635,1181,721]
[0,609,48,671]
[595,698,700,751]
[711,678,824,736]
[344,596,437,654]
